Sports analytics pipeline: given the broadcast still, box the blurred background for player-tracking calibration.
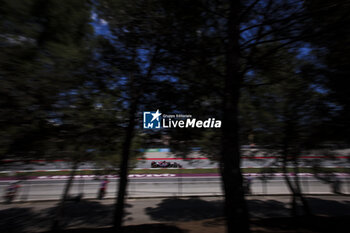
[0,0,349,232]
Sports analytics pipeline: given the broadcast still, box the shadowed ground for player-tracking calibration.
[0,196,349,233]
[42,224,186,233]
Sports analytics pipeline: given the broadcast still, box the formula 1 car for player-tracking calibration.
[151,161,182,168]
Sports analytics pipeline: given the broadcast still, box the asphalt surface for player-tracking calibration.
[1,175,349,202]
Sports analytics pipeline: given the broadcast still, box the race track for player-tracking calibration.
[1,174,349,201]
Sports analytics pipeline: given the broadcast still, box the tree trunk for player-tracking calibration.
[220,0,250,232]
[113,45,158,231]
[263,179,267,195]
[113,97,138,231]
[282,146,311,216]
[282,153,298,216]
[292,158,311,215]
[52,161,79,231]
[282,109,301,217]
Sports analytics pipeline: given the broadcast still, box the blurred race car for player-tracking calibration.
[151,161,182,168]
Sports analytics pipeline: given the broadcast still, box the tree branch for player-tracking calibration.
[239,0,261,22]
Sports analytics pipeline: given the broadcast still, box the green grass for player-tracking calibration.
[1,167,349,178]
